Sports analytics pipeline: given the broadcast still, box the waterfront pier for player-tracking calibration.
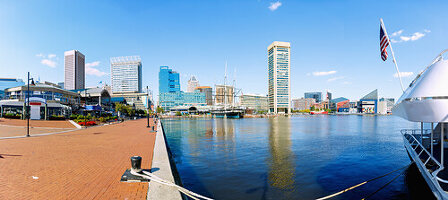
[0,118,156,199]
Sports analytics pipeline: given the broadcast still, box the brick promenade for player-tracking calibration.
[0,118,156,199]
[0,118,76,128]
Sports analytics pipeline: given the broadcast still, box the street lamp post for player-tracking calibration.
[26,72,34,137]
[83,91,90,127]
[146,86,150,128]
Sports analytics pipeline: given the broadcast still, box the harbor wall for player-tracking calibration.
[147,121,183,200]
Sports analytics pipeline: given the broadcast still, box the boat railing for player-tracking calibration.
[400,129,432,135]
[401,129,448,186]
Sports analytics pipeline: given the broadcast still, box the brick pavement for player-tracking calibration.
[0,118,157,200]
[0,118,76,128]
[0,125,76,138]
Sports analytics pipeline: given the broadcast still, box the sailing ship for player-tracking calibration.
[210,62,244,118]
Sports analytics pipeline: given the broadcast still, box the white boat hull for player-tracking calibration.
[393,99,448,123]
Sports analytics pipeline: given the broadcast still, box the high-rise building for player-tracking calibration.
[195,86,213,105]
[159,66,180,94]
[187,76,199,92]
[110,56,142,94]
[158,66,205,110]
[268,41,291,113]
[304,92,322,103]
[215,85,234,105]
[64,50,85,90]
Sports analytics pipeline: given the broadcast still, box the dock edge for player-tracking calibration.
[147,121,184,200]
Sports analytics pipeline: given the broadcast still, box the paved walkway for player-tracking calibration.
[0,118,76,128]
[0,118,157,199]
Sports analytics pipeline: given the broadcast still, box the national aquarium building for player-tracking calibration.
[358,89,378,114]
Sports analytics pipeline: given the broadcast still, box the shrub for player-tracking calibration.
[99,117,106,123]
[49,115,65,120]
[3,113,21,119]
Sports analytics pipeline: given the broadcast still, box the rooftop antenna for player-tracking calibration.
[233,68,236,107]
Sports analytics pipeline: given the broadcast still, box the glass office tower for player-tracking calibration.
[268,41,291,114]
[110,56,142,94]
[159,66,180,93]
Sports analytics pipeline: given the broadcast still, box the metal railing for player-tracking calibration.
[400,129,432,135]
[401,129,448,186]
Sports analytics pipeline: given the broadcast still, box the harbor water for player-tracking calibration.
[162,115,435,199]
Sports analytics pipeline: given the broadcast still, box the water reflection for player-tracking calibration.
[162,116,425,199]
[267,117,296,197]
[214,118,235,139]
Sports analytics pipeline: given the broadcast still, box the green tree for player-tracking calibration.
[115,103,133,116]
[156,106,164,114]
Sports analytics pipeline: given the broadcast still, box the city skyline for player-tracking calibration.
[1,1,447,101]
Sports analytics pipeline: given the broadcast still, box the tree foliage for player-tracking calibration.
[156,106,164,114]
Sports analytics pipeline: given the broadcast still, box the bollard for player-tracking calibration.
[131,156,142,173]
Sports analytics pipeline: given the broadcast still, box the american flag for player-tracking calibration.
[380,24,389,61]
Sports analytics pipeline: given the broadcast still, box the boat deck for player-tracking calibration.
[427,142,448,190]
[405,132,448,192]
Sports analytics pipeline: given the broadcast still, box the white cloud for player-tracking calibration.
[400,32,425,42]
[390,30,429,43]
[41,59,56,68]
[85,61,106,77]
[327,76,345,82]
[394,72,414,78]
[268,1,282,11]
[312,70,337,76]
[390,30,403,37]
[37,53,58,68]
[86,61,100,68]
[342,81,351,85]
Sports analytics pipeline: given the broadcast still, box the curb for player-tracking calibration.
[69,120,82,129]
[147,122,183,200]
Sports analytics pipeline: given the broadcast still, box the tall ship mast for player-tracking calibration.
[211,61,244,118]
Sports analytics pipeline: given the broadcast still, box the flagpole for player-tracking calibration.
[380,18,405,92]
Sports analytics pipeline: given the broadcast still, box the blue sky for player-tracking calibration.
[1,0,447,101]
